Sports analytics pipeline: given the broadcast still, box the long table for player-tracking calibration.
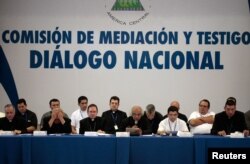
[0,135,249,164]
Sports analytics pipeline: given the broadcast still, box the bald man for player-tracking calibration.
[119,105,151,135]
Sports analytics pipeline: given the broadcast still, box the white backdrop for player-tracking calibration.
[0,0,250,123]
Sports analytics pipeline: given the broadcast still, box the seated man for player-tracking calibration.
[211,97,249,137]
[119,105,151,135]
[16,98,38,133]
[157,106,189,135]
[70,96,88,134]
[0,104,27,134]
[40,98,69,129]
[41,108,71,134]
[101,96,127,134]
[188,99,215,134]
[79,104,105,134]
[163,101,189,129]
[142,104,163,134]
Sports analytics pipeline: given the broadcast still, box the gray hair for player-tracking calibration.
[4,104,15,112]
[146,104,155,114]
[131,105,143,115]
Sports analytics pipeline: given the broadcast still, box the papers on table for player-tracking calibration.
[84,131,113,136]
[116,132,130,137]
[177,131,193,137]
[228,132,244,138]
[33,131,47,136]
[0,131,14,136]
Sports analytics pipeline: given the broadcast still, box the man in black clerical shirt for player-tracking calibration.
[0,104,27,134]
[142,104,163,134]
[102,96,127,134]
[80,104,105,134]
[211,97,249,137]
[120,105,151,135]
[16,98,38,133]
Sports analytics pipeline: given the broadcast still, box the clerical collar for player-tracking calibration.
[111,109,118,113]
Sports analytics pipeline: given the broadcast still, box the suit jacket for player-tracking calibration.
[211,111,247,135]
[79,117,105,134]
[16,109,38,129]
[0,116,27,133]
[102,110,127,134]
[119,116,151,135]
[142,111,163,134]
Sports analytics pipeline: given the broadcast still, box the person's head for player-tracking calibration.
[170,101,180,111]
[131,105,143,122]
[109,96,120,112]
[49,98,60,110]
[17,98,27,114]
[87,104,98,119]
[4,104,15,121]
[224,97,237,118]
[146,104,156,120]
[198,99,210,115]
[78,96,88,111]
[167,106,179,122]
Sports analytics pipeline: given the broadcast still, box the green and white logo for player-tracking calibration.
[105,0,151,25]
[111,0,144,11]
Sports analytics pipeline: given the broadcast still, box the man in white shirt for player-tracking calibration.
[188,99,215,134]
[70,96,88,134]
[157,106,189,135]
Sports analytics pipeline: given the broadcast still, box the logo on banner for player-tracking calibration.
[111,0,144,11]
[105,0,151,25]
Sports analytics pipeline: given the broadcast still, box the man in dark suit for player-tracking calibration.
[80,104,105,134]
[142,104,163,134]
[120,105,151,135]
[0,104,26,134]
[102,96,127,134]
[211,97,249,137]
[16,98,38,133]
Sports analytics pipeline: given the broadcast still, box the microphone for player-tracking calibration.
[134,120,138,125]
